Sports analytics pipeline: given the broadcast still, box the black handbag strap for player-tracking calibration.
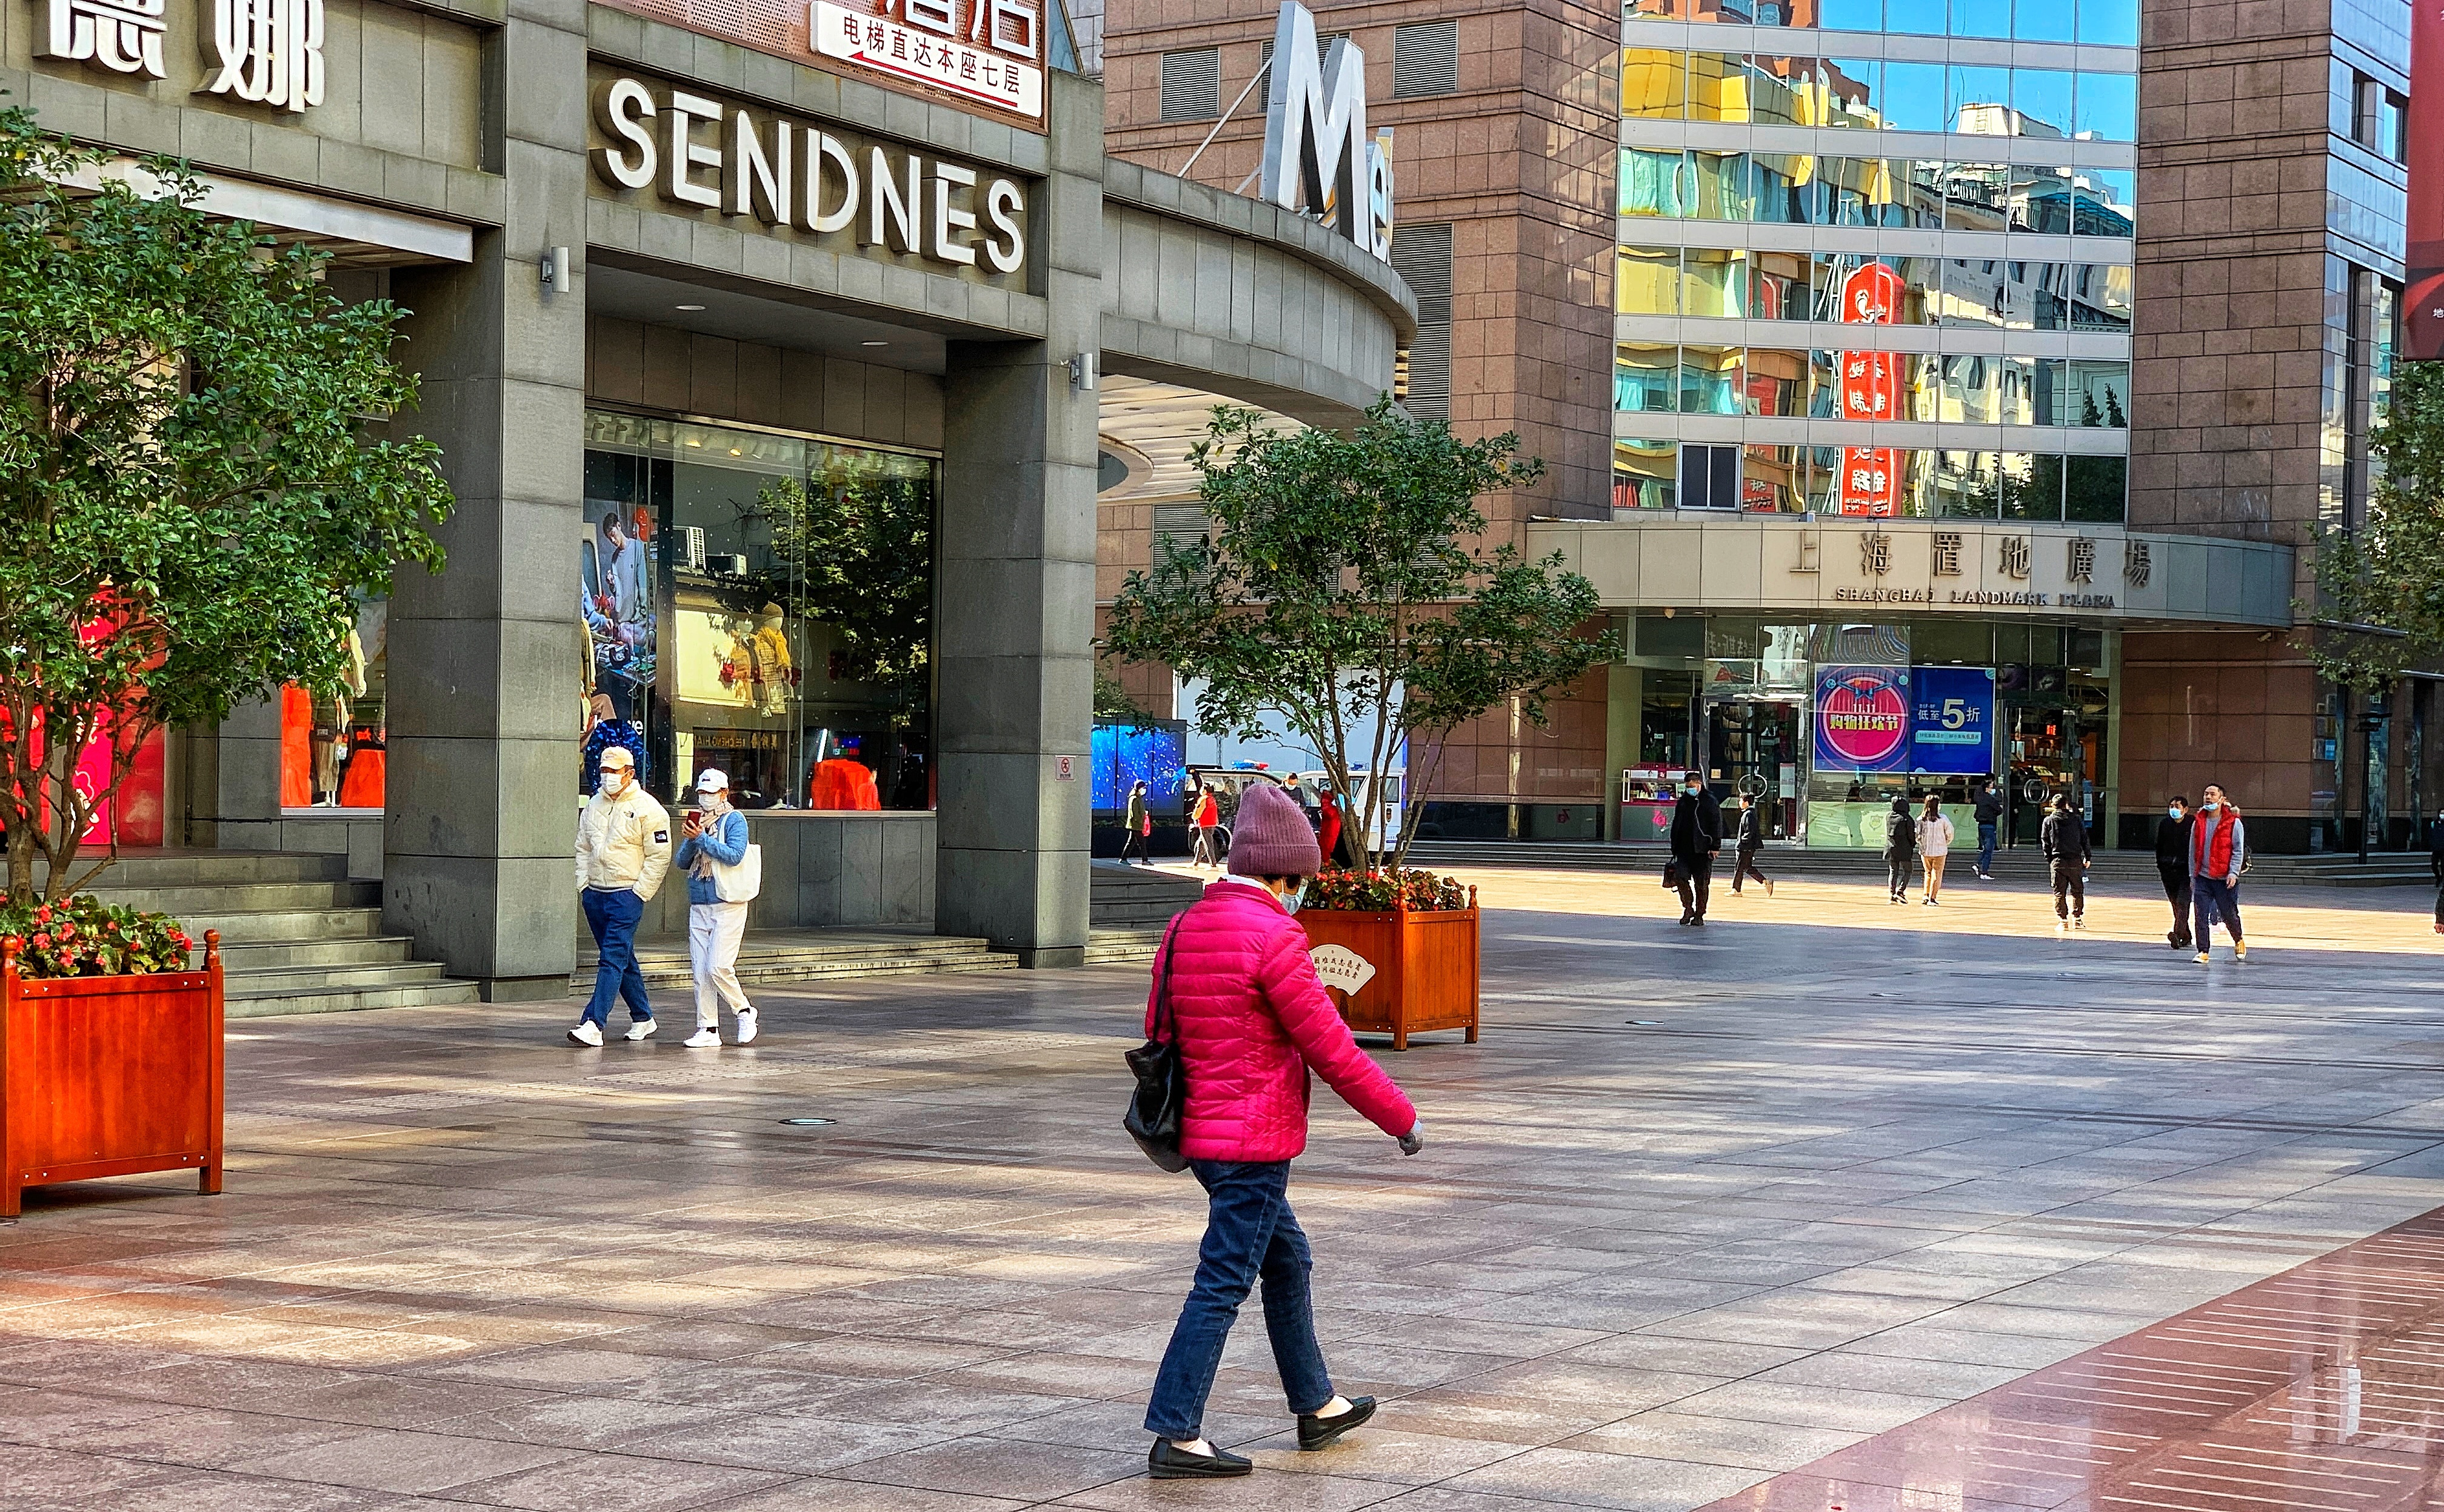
[1150,919,1183,1044]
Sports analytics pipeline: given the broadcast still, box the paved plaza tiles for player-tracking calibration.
[8,869,2444,1510]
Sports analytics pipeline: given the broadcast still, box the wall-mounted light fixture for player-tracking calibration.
[1069,351,1097,391]
[541,247,571,296]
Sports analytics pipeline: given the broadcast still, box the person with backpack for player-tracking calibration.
[674,769,757,1047]
[2042,793,2091,934]
[1881,793,1917,904]
[2189,782,2248,962]
[1139,782,1420,1479]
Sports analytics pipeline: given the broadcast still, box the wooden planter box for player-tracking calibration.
[1300,901,1480,1051]
[2,931,224,1218]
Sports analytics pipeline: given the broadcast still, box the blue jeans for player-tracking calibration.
[1976,822,1998,874]
[1144,1160,1334,1439]
[581,887,654,1027]
[2192,876,2243,947]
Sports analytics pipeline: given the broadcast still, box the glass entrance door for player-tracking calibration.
[1709,700,1803,839]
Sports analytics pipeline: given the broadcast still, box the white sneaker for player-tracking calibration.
[567,1021,604,1047]
[736,1010,758,1045]
[684,1027,721,1048]
[624,1019,658,1042]
[2073,917,2085,930]
[2056,921,2070,936]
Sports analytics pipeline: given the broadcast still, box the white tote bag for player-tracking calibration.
[709,815,763,903]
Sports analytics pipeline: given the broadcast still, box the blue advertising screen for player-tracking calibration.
[1909,667,1997,775]
[1090,722,1188,812]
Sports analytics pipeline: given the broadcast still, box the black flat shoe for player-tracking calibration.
[1297,1396,1376,1451]
[1149,1439,1252,1478]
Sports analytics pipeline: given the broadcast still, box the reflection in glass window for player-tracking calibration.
[1997,358,2041,425]
[1878,62,1948,133]
[2017,164,2077,233]
[1688,53,1747,122]
[2075,168,2135,236]
[582,410,938,812]
[2003,453,2065,521]
[1746,55,1826,128]
[1939,354,1997,423]
[1693,152,1750,219]
[1621,148,1694,217]
[1943,162,2012,231]
[2067,264,2133,331]
[1749,153,1807,222]
[2078,0,2138,47]
[1806,351,1840,419]
[1745,350,1808,415]
[1935,450,2001,518]
[1683,248,1748,318]
[2011,69,2074,138]
[1748,251,1813,319]
[1623,48,1684,118]
[1818,0,1884,30]
[2025,262,2072,330]
[1825,59,1883,128]
[1613,439,1677,511]
[1617,247,1680,315]
[1681,345,1745,415]
[1885,0,1945,33]
[2074,71,2137,142]
[1951,0,2009,41]
[2066,455,2127,521]
[2068,361,2129,427]
[2015,0,2074,41]
[1743,444,1805,511]
[1615,344,1677,413]
[1948,66,2013,133]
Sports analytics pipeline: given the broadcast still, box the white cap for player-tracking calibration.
[598,746,634,770]
[696,768,729,792]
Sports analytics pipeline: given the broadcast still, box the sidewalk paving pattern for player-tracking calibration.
[6,870,2444,1510]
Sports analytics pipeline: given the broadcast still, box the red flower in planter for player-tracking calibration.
[30,933,49,950]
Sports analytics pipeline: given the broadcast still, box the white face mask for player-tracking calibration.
[602,768,631,795]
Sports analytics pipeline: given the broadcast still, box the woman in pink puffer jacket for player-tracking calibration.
[1141,781,1421,1480]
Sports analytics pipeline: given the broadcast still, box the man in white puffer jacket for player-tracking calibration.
[570,745,672,1046]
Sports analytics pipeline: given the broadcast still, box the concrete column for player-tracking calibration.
[934,75,1103,967]
[381,2,589,999]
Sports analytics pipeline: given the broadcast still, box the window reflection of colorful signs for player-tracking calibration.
[1836,261,1902,517]
[1813,664,1909,772]
[1909,666,1995,776]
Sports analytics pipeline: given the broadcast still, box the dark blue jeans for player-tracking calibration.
[1976,822,1998,874]
[1144,1159,1334,1440]
[581,887,654,1027]
[2192,877,2243,947]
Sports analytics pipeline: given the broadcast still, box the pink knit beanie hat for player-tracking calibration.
[1228,782,1323,878]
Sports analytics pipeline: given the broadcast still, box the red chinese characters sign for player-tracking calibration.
[1837,262,1901,516]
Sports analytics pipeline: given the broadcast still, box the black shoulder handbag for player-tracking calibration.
[1123,922,1190,1172]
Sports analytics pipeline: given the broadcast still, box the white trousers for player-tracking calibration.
[688,900,752,1028]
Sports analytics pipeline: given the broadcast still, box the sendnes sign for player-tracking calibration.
[590,74,1029,279]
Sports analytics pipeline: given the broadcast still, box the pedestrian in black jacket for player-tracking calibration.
[2155,796,2193,949]
[1972,781,2005,879]
[1669,778,1723,925]
[2431,815,2444,934]
[2042,794,2091,932]
[1729,793,1773,897]
[1881,794,1917,903]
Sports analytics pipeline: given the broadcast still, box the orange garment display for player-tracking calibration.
[337,739,386,808]
[809,758,882,811]
[279,687,313,808]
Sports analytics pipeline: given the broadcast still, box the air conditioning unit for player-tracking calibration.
[706,553,749,577]
[677,525,706,573]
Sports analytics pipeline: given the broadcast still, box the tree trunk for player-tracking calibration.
[5,821,31,901]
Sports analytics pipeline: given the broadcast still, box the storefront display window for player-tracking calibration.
[277,596,388,810]
[580,410,936,811]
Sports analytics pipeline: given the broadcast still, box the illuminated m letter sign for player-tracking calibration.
[1260,1,1390,260]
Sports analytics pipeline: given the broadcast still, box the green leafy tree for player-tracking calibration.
[0,111,453,900]
[2302,359,2444,695]
[1102,399,1605,868]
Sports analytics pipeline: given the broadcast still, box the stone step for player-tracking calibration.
[215,935,421,971]
[224,961,456,996]
[226,979,486,1019]
[85,879,380,918]
[172,907,390,946]
[32,848,349,890]
[1084,928,1167,966]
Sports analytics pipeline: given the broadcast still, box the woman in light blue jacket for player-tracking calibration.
[675,768,756,1046]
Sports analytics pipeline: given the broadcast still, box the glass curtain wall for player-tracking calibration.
[580,411,938,813]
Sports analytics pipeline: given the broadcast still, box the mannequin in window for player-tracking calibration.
[312,628,367,805]
[750,604,794,717]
